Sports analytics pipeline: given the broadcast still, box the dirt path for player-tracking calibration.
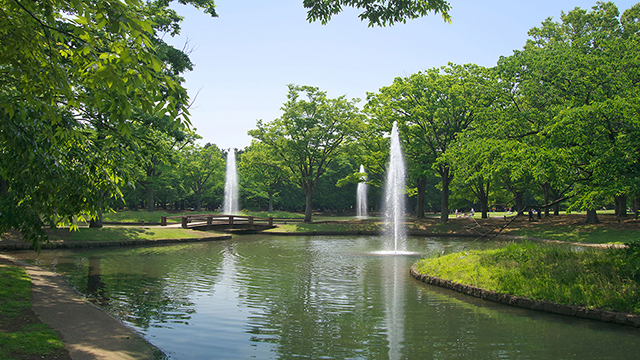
[1,254,162,360]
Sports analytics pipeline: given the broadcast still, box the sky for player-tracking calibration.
[165,0,637,150]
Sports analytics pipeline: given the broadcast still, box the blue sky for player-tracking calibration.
[166,1,636,150]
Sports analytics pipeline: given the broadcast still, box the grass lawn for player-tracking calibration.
[414,241,640,314]
[102,210,307,223]
[0,263,68,359]
[45,227,218,243]
[497,215,640,245]
[266,220,382,233]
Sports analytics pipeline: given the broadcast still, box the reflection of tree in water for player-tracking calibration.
[236,239,390,359]
[96,273,196,330]
[87,256,108,306]
[60,249,204,331]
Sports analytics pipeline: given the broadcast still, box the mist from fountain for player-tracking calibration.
[382,121,406,253]
[224,149,239,214]
[356,165,368,218]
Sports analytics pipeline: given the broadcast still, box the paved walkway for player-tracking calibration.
[2,254,162,360]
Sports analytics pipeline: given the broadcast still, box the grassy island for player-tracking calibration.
[414,241,640,314]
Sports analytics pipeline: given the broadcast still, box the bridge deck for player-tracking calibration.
[161,214,275,232]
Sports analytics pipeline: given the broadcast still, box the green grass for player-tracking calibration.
[0,264,66,359]
[103,210,188,223]
[102,210,308,223]
[266,221,382,233]
[414,241,640,314]
[506,225,639,245]
[46,227,216,242]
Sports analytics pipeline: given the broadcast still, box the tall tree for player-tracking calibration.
[249,85,363,222]
[366,63,494,223]
[239,141,292,212]
[505,2,640,223]
[179,144,224,212]
[0,0,216,245]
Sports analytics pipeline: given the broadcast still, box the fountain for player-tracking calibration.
[356,165,368,218]
[224,149,239,214]
[383,121,406,253]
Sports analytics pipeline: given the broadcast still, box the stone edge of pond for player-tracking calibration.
[409,264,640,328]
[0,235,232,251]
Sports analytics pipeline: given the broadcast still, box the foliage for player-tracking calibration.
[366,63,495,222]
[303,0,451,27]
[497,2,640,219]
[0,0,217,245]
[239,141,292,212]
[249,84,364,222]
[179,143,225,211]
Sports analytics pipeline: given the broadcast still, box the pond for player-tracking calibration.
[11,235,640,359]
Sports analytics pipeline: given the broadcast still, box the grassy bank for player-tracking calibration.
[0,263,67,359]
[45,227,213,243]
[102,210,306,223]
[414,242,640,314]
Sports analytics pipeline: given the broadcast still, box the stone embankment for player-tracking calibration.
[410,265,640,328]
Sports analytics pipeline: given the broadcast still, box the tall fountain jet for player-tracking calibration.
[356,165,368,218]
[224,149,239,214]
[383,122,406,253]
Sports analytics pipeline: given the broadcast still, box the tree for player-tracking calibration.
[506,2,640,223]
[239,142,292,212]
[249,85,363,222]
[303,0,451,27]
[366,64,494,223]
[0,0,216,245]
[442,136,505,218]
[179,144,224,212]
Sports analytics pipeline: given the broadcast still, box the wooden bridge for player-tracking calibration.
[161,214,275,233]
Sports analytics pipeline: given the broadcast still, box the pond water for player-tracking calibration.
[11,235,640,359]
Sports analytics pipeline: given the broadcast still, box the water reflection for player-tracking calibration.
[86,256,108,305]
[9,236,640,359]
[383,256,405,360]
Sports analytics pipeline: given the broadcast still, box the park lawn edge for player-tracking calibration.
[413,241,640,316]
[0,263,68,359]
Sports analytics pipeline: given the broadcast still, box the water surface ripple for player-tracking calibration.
[11,235,640,359]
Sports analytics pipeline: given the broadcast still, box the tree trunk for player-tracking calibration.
[268,192,274,213]
[89,200,103,228]
[633,196,638,219]
[89,212,103,228]
[514,191,524,213]
[615,194,627,217]
[585,209,600,224]
[542,182,550,217]
[195,195,202,212]
[416,178,426,219]
[480,181,489,219]
[440,169,450,224]
[146,187,155,212]
[304,191,313,223]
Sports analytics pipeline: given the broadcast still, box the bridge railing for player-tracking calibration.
[161,214,273,228]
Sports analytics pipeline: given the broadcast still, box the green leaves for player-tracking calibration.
[303,0,451,27]
[249,85,364,221]
[0,0,215,244]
